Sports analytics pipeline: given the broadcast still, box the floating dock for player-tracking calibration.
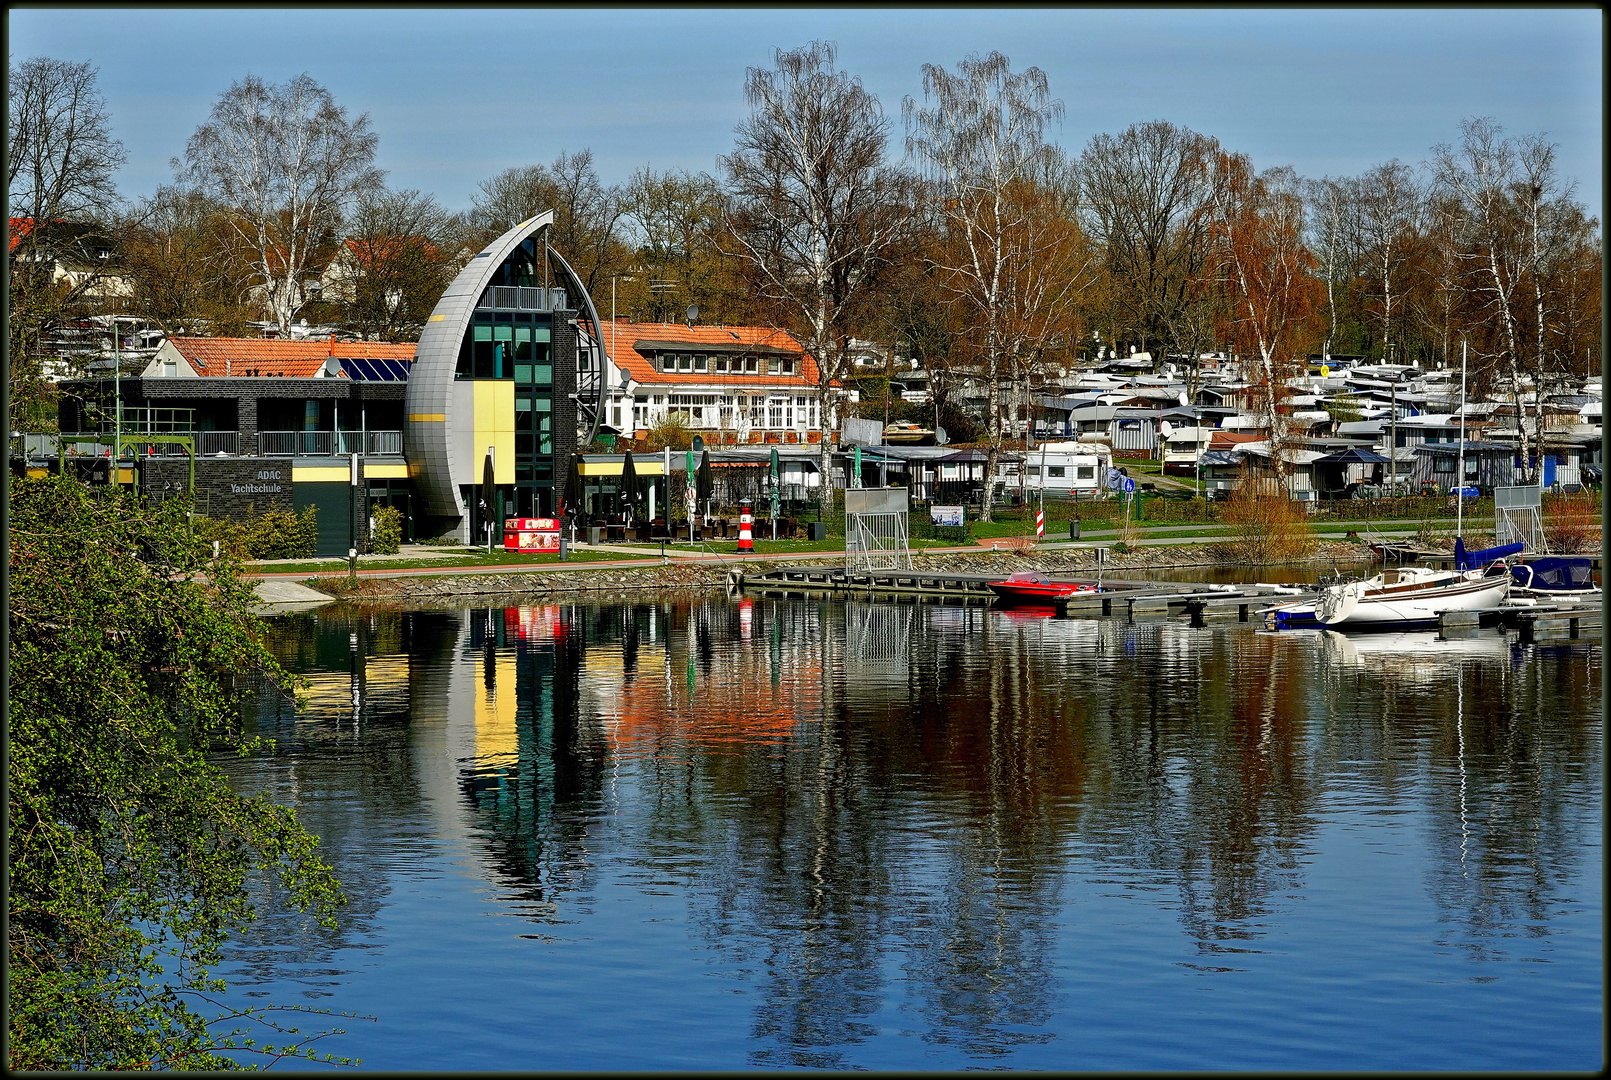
[1439,599,1603,642]
[734,566,1310,623]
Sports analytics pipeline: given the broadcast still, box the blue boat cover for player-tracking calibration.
[1511,557,1595,590]
[1454,537,1525,571]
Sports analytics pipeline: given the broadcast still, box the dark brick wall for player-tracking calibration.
[552,312,578,471]
[142,457,293,518]
[139,457,372,553]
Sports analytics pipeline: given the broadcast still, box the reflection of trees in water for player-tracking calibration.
[456,605,610,915]
[235,599,1600,1052]
[1316,638,1600,963]
[222,608,455,994]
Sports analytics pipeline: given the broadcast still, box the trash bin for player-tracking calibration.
[1069,520,1081,540]
[587,526,603,545]
[808,521,827,542]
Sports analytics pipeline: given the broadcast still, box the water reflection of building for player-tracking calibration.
[595,598,828,754]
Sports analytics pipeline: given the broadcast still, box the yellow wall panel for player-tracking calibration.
[472,380,515,484]
[293,466,350,483]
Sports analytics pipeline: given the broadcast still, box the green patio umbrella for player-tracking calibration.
[769,447,781,537]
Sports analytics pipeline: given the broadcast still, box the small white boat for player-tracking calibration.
[882,422,936,445]
[1315,564,1510,628]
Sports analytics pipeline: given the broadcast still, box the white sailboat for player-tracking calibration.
[1315,340,1514,629]
[1314,563,1511,627]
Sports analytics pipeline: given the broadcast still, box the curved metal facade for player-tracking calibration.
[404,213,555,523]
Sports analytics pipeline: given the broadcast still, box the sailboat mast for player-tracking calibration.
[1457,339,1467,539]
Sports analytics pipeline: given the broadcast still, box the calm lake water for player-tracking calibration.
[216,596,1602,1071]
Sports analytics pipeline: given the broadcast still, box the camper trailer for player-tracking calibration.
[1011,441,1112,496]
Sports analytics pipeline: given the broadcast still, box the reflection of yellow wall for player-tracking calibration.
[475,652,519,759]
[473,381,515,484]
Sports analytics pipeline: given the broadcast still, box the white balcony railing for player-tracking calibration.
[260,430,403,456]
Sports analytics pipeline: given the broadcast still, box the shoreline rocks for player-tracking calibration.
[302,541,1376,604]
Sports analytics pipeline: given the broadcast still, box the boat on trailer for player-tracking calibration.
[987,571,1099,604]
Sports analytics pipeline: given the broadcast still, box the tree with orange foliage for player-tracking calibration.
[1208,154,1322,487]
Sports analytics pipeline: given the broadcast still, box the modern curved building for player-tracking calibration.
[405,211,608,541]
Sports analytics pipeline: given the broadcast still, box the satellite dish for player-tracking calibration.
[686,304,699,325]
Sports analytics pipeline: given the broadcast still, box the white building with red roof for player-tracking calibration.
[590,319,840,445]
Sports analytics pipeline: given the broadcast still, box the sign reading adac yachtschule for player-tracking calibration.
[176,458,295,517]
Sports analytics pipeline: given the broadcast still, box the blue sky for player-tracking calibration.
[10,7,1604,220]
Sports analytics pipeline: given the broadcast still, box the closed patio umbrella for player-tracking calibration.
[564,453,584,521]
[697,449,713,507]
[620,449,640,525]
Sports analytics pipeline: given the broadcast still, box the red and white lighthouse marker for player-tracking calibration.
[737,499,754,553]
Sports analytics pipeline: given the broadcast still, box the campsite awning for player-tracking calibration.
[1315,447,1389,465]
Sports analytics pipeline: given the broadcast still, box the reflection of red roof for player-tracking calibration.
[597,320,823,388]
[168,336,415,377]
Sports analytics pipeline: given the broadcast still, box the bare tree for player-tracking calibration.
[1432,118,1533,476]
[468,150,626,300]
[7,55,127,428]
[7,56,125,224]
[118,185,257,337]
[1303,175,1359,362]
[722,40,910,505]
[175,73,383,336]
[1351,160,1423,359]
[619,167,732,323]
[1078,121,1219,361]
[335,188,456,341]
[904,51,1088,520]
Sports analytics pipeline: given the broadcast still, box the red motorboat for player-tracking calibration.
[987,571,1100,604]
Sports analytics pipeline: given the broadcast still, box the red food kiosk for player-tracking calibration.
[503,517,562,553]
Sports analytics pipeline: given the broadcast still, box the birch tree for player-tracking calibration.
[721,40,909,507]
[904,51,1085,520]
[1432,118,1532,476]
[1351,160,1423,360]
[175,73,382,336]
[1303,176,1359,361]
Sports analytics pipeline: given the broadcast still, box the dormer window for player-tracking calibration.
[694,354,707,372]
[715,358,728,373]
[780,359,795,375]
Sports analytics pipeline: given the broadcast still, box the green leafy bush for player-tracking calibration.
[370,503,403,555]
[193,506,318,560]
[8,476,351,1068]
[244,506,318,560]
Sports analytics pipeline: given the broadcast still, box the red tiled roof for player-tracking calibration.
[9,217,37,253]
[168,336,415,377]
[594,320,824,388]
